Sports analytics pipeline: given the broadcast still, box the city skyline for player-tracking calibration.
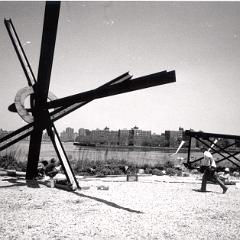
[1,2,240,136]
[62,125,182,135]
[1,125,183,136]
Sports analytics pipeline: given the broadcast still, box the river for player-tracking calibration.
[0,141,234,167]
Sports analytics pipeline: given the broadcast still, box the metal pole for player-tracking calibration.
[187,136,192,165]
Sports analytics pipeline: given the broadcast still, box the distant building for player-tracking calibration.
[42,131,51,141]
[0,129,9,138]
[78,128,87,136]
[72,126,240,149]
[89,127,118,146]
[76,128,91,144]
[91,127,109,145]
[151,133,165,147]
[108,130,119,145]
[165,130,182,148]
[129,126,151,146]
[119,129,129,146]
[60,127,75,142]
[182,133,197,148]
[165,127,192,148]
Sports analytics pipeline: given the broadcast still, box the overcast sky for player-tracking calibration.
[0,1,240,135]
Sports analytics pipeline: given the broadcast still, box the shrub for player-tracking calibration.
[143,163,152,170]
[96,167,112,177]
[191,169,199,174]
[153,163,164,170]
[0,154,27,171]
[152,168,165,176]
[73,158,128,176]
[144,168,152,174]
[166,167,181,176]
[112,166,124,175]
[164,160,174,169]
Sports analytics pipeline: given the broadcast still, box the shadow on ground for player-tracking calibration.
[0,177,144,213]
[1,177,40,188]
[73,190,144,214]
[192,189,221,194]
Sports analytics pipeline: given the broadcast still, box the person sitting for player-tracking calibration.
[219,168,230,182]
[37,160,48,179]
[219,168,236,185]
[45,158,60,178]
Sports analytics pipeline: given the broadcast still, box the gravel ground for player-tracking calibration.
[0,175,240,240]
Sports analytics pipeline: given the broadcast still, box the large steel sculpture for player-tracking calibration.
[185,130,240,169]
[0,2,176,190]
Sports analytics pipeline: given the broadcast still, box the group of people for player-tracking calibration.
[37,158,61,179]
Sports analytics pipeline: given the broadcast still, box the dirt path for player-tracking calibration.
[0,175,240,240]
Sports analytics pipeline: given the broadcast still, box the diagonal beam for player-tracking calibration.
[4,18,37,110]
[4,19,36,86]
[185,133,240,168]
[47,70,176,109]
[216,151,240,164]
[208,139,240,163]
[26,1,61,180]
[47,122,79,190]
[0,72,132,151]
[0,124,34,151]
[49,72,132,121]
[0,70,174,150]
[1,70,174,152]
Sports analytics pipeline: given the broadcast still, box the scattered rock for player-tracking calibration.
[97,185,109,190]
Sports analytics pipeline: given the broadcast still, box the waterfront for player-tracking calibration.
[0,141,187,166]
[0,141,236,168]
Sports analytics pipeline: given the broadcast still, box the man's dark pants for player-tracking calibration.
[201,167,227,192]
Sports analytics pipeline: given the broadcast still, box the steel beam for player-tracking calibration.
[47,70,176,109]
[26,1,61,180]
[4,19,36,86]
[0,73,132,151]
[185,130,240,141]
[47,123,79,190]
[185,130,240,168]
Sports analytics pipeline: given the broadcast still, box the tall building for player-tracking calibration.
[151,133,165,147]
[165,127,185,147]
[129,126,151,146]
[60,127,75,142]
[108,130,119,145]
[78,128,86,136]
[119,129,129,146]
[91,127,109,145]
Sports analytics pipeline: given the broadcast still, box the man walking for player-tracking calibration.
[200,147,228,194]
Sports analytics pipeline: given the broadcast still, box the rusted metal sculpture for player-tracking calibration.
[1,2,176,190]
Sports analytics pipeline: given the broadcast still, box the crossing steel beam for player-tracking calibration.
[185,130,240,168]
[47,70,176,109]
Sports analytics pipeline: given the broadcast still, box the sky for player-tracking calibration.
[0,1,240,135]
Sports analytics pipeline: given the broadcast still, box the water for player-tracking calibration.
[0,141,235,167]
